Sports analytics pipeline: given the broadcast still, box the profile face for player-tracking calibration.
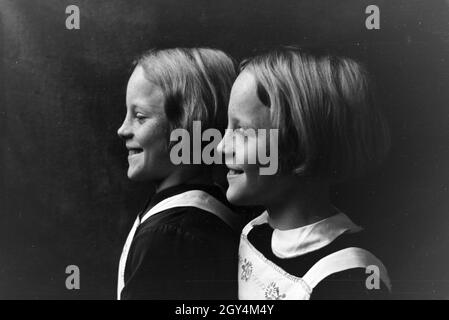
[117,65,175,181]
[218,71,280,206]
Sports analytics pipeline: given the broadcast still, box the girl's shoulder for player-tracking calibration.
[310,266,391,300]
[246,224,392,298]
[137,205,238,241]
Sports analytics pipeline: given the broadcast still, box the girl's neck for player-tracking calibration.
[155,165,213,193]
[266,180,334,230]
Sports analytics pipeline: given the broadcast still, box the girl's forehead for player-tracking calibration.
[126,66,164,110]
[230,72,258,102]
[229,72,270,127]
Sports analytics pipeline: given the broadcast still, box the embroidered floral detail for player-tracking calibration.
[240,259,253,281]
[264,282,286,300]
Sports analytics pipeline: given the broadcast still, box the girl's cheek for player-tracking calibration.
[233,143,245,165]
[242,135,258,163]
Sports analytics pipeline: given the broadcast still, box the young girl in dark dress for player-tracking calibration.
[218,48,392,300]
[117,48,241,299]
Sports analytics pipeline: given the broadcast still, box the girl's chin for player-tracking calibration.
[226,186,252,206]
[127,167,145,181]
[127,172,140,181]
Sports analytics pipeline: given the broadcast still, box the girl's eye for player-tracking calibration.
[135,113,147,122]
[236,127,255,136]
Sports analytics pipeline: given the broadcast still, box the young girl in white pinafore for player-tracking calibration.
[217,48,392,299]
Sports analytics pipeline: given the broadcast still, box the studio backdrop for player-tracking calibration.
[1,0,448,299]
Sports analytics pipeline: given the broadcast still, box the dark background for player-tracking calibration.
[1,0,448,299]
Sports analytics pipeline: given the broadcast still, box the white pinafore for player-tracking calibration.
[117,190,241,300]
[238,211,392,300]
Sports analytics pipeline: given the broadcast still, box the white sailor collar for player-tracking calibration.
[250,210,363,259]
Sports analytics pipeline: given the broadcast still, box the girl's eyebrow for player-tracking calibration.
[134,105,148,113]
[235,114,256,128]
[133,103,157,114]
[230,117,244,127]
[230,110,256,128]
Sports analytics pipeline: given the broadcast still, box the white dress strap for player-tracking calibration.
[117,217,140,300]
[302,247,392,292]
[140,190,241,231]
[117,189,240,300]
[242,211,269,236]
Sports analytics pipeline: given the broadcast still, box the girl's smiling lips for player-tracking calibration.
[126,144,144,157]
[226,165,244,177]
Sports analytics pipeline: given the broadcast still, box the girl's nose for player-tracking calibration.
[217,137,225,155]
[217,129,234,156]
[117,120,132,139]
